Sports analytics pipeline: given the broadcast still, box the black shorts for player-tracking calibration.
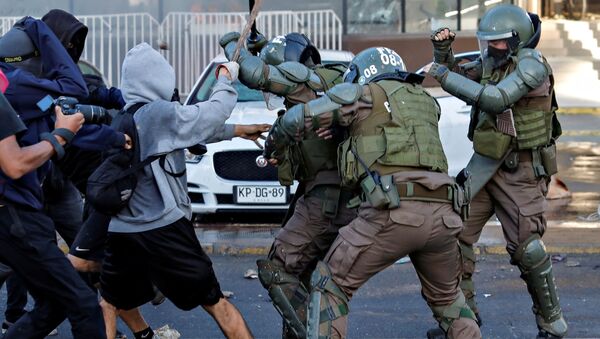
[100,218,223,311]
[69,205,110,261]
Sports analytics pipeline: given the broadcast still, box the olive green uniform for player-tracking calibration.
[220,33,356,338]
[429,16,567,337]
[278,64,481,338]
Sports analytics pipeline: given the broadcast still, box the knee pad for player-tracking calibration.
[430,291,478,333]
[512,235,567,337]
[257,259,308,338]
[307,261,348,339]
[459,242,476,274]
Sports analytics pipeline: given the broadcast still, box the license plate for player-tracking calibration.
[234,185,288,204]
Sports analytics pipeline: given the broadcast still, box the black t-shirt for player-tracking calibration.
[0,92,26,141]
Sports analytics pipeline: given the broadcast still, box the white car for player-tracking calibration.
[184,50,354,216]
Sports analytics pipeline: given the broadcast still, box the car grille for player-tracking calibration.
[213,150,278,181]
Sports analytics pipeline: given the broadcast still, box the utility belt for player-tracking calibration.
[356,174,469,220]
[502,143,558,178]
[305,185,355,219]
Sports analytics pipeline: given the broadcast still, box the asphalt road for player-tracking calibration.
[2,254,599,339]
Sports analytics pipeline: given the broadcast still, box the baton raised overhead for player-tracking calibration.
[231,0,263,62]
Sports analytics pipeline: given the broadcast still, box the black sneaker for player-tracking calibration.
[115,329,128,339]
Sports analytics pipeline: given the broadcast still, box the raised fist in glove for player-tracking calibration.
[216,61,240,82]
[431,28,456,64]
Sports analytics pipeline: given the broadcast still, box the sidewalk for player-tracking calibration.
[195,217,600,256]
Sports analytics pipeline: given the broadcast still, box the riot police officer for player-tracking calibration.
[426,4,567,338]
[219,32,356,338]
[271,46,482,339]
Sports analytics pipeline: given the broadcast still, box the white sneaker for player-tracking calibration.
[153,325,181,339]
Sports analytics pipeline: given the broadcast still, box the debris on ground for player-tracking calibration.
[577,203,600,222]
[223,291,235,298]
[483,294,492,298]
[395,256,411,264]
[551,254,567,263]
[244,269,258,279]
[154,325,181,339]
[565,260,581,267]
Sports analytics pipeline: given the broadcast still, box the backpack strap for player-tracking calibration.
[159,155,186,177]
[115,154,160,181]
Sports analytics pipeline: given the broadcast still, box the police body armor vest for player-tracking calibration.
[470,56,559,159]
[338,79,448,187]
[279,64,346,184]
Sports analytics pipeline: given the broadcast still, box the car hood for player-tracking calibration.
[223,98,285,125]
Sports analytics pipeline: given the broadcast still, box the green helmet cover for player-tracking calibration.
[477,4,534,51]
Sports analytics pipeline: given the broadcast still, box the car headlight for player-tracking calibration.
[184,149,203,163]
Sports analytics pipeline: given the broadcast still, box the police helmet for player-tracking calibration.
[477,4,534,54]
[260,32,321,66]
[343,47,406,85]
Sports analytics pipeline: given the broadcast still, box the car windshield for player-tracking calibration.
[190,62,265,104]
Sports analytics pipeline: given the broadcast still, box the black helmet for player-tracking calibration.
[0,18,43,76]
[0,19,39,64]
[260,32,321,66]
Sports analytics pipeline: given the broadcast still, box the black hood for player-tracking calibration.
[524,12,542,49]
[41,9,88,62]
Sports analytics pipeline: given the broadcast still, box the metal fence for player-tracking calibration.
[1,9,342,95]
[162,10,342,95]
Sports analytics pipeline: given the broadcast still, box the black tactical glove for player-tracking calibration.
[247,32,267,55]
[263,121,290,162]
[426,62,449,83]
[431,27,455,64]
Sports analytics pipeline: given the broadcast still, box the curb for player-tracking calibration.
[557,107,600,115]
[201,243,600,256]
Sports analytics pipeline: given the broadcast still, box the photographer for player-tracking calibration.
[0,82,105,338]
[0,17,128,339]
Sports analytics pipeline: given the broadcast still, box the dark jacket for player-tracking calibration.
[0,17,124,209]
[42,9,125,109]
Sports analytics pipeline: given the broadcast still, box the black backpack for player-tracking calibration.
[86,103,184,216]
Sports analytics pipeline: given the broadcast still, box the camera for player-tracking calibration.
[37,95,110,124]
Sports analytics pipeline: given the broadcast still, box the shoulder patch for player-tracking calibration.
[326,83,363,104]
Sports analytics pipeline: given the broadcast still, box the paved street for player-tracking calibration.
[2,254,598,338]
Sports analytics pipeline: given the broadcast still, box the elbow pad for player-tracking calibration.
[238,56,268,89]
[441,71,484,105]
[280,103,306,139]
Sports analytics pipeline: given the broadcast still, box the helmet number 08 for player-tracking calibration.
[363,65,379,78]
[377,47,399,66]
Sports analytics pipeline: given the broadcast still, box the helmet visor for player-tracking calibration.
[478,37,512,66]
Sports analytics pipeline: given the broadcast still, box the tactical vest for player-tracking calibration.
[338,79,448,187]
[277,64,346,185]
[470,56,559,159]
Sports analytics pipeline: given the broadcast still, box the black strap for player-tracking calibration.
[370,70,425,85]
[40,132,65,160]
[51,128,75,144]
[115,154,160,180]
[159,155,186,177]
[1,50,40,64]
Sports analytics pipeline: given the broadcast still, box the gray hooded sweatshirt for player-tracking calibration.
[109,42,236,233]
